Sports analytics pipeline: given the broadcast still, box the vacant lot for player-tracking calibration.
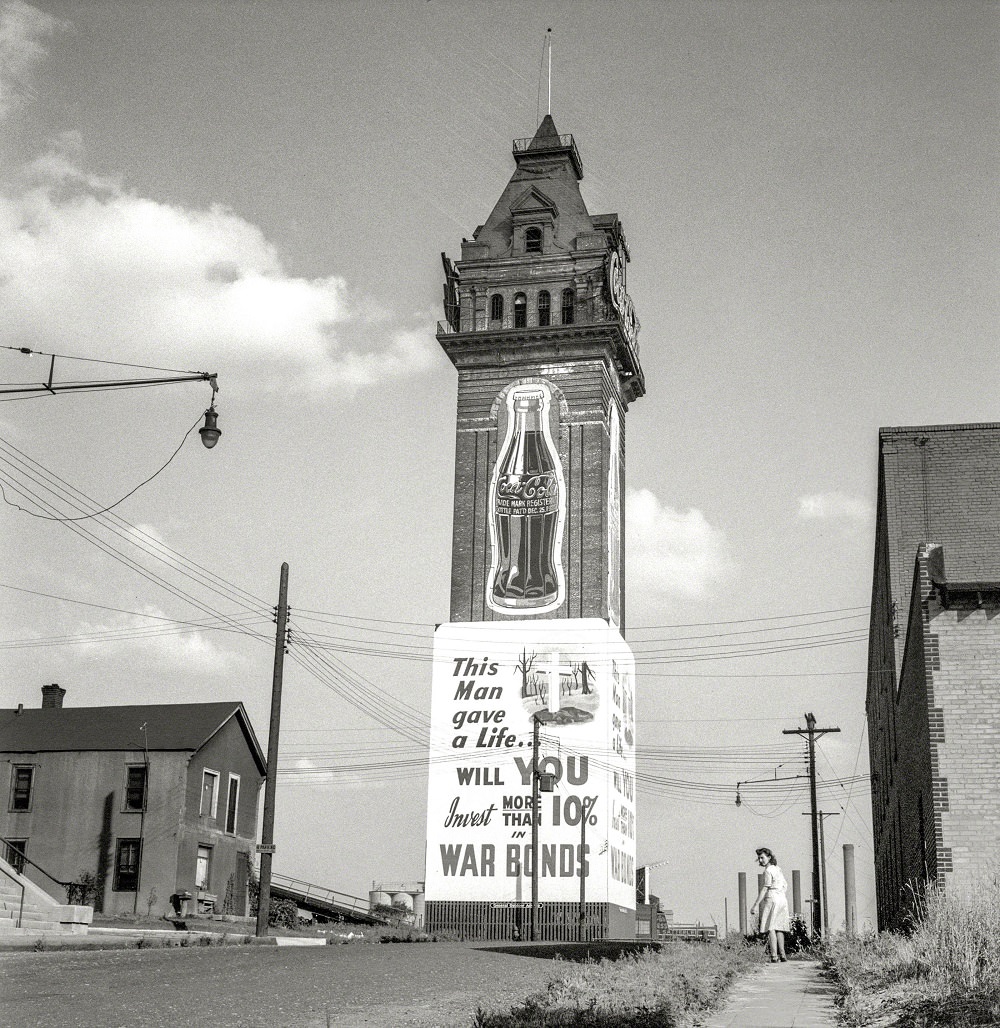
[0,943,578,1028]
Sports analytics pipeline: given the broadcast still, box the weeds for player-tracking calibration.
[472,939,761,1027]
[824,875,1000,1026]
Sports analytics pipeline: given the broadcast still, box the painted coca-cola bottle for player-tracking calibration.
[487,384,565,613]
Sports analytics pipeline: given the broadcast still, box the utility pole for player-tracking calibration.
[803,811,839,936]
[530,714,540,941]
[255,562,289,938]
[578,796,595,941]
[783,712,839,939]
[133,722,150,914]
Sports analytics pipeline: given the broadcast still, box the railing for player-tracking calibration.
[267,871,373,918]
[513,133,583,176]
[513,133,578,152]
[0,859,25,928]
[0,838,73,901]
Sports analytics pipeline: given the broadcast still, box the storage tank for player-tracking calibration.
[369,889,392,910]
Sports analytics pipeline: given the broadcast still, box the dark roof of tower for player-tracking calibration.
[0,701,266,774]
[472,117,593,259]
[528,114,562,150]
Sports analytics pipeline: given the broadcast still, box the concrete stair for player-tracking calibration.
[0,858,92,937]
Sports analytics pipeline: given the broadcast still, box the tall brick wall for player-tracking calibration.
[867,424,1000,929]
[448,355,625,623]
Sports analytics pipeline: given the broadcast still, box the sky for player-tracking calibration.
[0,0,997,931]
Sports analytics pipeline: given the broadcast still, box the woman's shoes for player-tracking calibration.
[779,957,787,962]
[770,957,779,962]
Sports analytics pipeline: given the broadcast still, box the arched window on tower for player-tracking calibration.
[490,294,504,324]
[513,293,527,328]
[525,227,542,253]
[537,290,551,327]
[561,288,575,325]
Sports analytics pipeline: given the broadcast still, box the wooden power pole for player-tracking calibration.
[783,712,839,939]
[255,562,289,938]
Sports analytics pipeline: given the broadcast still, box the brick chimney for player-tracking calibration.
[41,683,65,709]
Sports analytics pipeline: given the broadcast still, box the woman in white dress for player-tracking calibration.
[750,846,789,962]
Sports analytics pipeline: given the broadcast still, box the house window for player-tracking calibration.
[113,839,141,892]
[9,766,33,811]
[513,293,527,328]
[124,765,147,811]
[225,774,240,835]
[3,839,27,874]
[195,845,212,889]
[525,227,542,253]
[538,290,551,327]
[200,769,219,818]
[561,288,575,325]
[489,294,504,322]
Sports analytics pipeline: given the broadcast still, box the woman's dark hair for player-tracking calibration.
[755,847,778,865]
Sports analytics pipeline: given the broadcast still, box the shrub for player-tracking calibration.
[268,898,298,929]
[66,870,103,908]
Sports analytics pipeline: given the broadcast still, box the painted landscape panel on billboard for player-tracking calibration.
[425,620,636,908]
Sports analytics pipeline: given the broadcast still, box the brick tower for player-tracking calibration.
[438,115,644,628]
[426,118,644,941]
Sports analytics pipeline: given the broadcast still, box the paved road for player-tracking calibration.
[0,943,568,1028]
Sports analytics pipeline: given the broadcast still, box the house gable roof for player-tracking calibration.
[0,702,266,775]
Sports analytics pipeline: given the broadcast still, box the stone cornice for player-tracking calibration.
[437,322,645,405]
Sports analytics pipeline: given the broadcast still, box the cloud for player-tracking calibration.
[0,1,64,121]
[0,13,437,393]
[625,487,733,598]
[797,492,872,521]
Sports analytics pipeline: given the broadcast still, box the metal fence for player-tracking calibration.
[425,900,608,941]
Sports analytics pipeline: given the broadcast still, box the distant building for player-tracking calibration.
[866,423,1000,930]
[1,685,266,918]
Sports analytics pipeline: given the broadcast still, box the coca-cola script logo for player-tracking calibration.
[495,472,558,514]
[497,473,558,500]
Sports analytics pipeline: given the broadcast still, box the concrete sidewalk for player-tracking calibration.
[701,959,840,1027]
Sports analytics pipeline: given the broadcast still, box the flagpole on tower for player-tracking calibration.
[547,28,552,115]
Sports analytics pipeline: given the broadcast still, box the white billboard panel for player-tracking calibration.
[425,620,636,909]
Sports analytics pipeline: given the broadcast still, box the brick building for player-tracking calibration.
[1,685,266,918]
[866,423,1000,930]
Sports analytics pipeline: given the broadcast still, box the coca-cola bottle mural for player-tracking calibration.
[487,383,566,614]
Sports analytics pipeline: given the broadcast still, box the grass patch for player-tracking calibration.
[472,939,762,1027]
[824,875,1000,1026]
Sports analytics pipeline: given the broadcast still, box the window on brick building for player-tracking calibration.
[525,227,542,253]
[9,766,33,811]
[489,294,503,323]
[538,290,551,327]
[124,765,147,811]
[225,774,240,835]
[2,839,26,874]
[561,288,575,325]
[513,293,527,328]
[200,769,219,818]
[113,839,141,892]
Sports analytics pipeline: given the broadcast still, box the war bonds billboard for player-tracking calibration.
[425,619,636,908]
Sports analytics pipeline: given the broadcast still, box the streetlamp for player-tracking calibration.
[198,394,222,449]
[2,346,223,449]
